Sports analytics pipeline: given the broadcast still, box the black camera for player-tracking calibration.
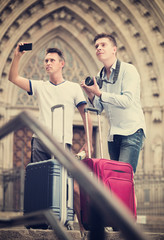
[85,76,101,86]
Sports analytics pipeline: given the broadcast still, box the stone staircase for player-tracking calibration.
[0,212,164,240]
[0,226,164,240]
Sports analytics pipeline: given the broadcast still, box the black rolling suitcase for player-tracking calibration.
[24,104,74,228]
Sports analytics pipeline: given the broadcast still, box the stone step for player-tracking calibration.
[0,212,164,239]
[0,228,164,240]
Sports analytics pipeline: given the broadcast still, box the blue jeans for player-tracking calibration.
[108,129,145,173]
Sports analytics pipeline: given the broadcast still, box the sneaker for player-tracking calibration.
[64,221,74,230]
[80,231,87,240]
[104,227,113,232]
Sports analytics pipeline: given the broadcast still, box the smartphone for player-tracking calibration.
[19,43,32,52]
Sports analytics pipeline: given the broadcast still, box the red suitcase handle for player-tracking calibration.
[84,107,101,115]
[84,107,103,158]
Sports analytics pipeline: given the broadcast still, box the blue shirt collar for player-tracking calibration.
[49,80,66,86]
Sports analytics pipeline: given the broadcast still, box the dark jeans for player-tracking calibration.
[108,129,145,173]
[31,137,71,162]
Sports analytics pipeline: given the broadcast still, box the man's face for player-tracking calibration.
[44,52,64,74]
[95,37,117,62]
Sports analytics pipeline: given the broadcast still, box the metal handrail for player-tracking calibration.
[0,111,148,240]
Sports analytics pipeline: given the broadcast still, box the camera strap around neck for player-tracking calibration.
[99,59,121,89]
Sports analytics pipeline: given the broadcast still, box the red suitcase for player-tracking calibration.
[96,159,136,219]
[80,108,136,230]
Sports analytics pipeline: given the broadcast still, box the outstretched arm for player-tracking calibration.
[8,43,31,92]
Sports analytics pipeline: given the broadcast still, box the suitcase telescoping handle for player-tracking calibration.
[84,107,103,159]
[51,104,73,219]
[51,104,65,149]
[51,104,73,213]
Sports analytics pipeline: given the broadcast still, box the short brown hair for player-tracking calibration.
[46,48,65,61]
[94,33,117,47]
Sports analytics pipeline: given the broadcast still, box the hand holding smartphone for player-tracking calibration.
[19,43,32,52]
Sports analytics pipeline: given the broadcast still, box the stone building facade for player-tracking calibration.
[0,0,164,216]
